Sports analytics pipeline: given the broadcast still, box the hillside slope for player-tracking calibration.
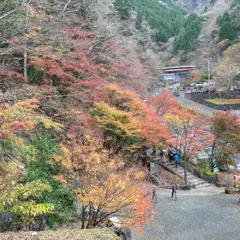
[186,0,233,71]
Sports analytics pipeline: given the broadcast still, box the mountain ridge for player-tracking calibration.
[173,0,212,13]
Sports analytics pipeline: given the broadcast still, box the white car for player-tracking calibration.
[230,86,238,91]
[228,155,240,170]
[234,156,240,170]
[197,152,209,159]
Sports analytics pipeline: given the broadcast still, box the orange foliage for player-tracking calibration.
[212,112,240,150]
[121,188,155,232]
[99,84,170,148]
[53,135,154,230]
[149,91,212,158]
[147,90,178,116]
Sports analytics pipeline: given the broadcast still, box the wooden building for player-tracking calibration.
[161,65,195,85]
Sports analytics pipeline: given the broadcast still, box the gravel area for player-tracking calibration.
[135,192,240,240]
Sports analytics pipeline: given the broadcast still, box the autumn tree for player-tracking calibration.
[147,90,178,116]
[215,43,240,88]
[89,102,141,154]
[90,84,169,156]
[0,99,62,230]
[24,134,74,229]
[0,98,61,169]
[209,112,240,171]
[149,91,212,186]
[104,84,170,147]
[53,135,154,230]
[0,181,53,230]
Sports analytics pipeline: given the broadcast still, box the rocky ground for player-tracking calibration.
[0,228,118,240]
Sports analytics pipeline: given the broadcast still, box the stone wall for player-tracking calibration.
[185,92,240,110]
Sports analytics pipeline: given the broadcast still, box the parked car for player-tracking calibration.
[174,91,180,97]
[230,86,238,91]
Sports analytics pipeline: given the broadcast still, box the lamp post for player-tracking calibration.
[183,145,187,187]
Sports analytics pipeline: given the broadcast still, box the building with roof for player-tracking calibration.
[160,65,195,85]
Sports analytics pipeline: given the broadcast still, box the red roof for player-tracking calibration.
[160,65,195,72]
[163,68,193,72]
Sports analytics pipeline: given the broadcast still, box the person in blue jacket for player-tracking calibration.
[173,153,180,168]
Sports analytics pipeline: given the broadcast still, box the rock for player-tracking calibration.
[150,162,162,185]
[0,212,16,232]
[225,188,234,194]
[120,228,132,240]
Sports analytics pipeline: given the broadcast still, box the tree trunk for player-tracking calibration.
[81,208,86,229]
[183,148,187,187]
[24,3,30,82]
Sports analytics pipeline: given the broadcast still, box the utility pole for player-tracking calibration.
[208,60,211,99]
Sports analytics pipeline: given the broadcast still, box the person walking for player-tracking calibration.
[160,150,165,162]
[168,148,173,163]
[152,186,157,203]
[173,153,180,168]
[171,184,177,201]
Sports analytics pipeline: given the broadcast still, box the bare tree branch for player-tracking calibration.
[0,0,31,20]
[57,0,72,18]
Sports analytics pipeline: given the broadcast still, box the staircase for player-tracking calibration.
[158,160,214,189]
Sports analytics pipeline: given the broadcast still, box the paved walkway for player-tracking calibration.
[134,191,240,240]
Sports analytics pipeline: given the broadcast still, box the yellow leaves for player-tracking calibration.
[92,152,101,164]
[105,84,147,115]
[55,47,65,53]
[135,171,145,180]
[217,39,230,50]
[53,153,72,170]
[37,116,62,130]
[61,145,69,154]
[0,99,62,144]
[82,134,93,144]
[99,66,108,73]
[90,102,141,138]
[0,180,53,222]
[164,113,184,128]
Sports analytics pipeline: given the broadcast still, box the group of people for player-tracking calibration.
[185,88,210,94]
[223,105,232,111]
[159,148,180,168]
[168,148,180,168]
[151,148,179,203]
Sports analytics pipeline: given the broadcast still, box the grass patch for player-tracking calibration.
[205,98,240,105]
[0,228,119,240]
